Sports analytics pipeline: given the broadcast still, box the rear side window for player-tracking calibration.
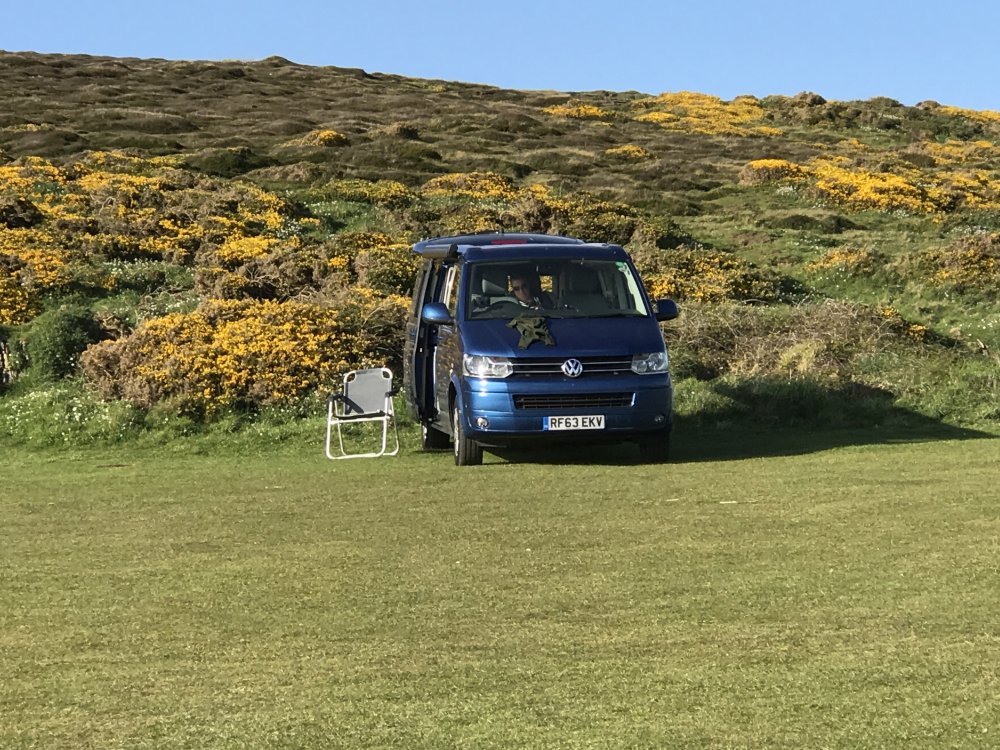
[412,261,455,317]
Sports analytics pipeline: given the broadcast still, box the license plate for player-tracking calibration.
[543,415,605,431]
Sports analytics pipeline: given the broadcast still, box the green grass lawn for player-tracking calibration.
[3,427,999,749]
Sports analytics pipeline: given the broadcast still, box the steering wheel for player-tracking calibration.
[488,296,521,308]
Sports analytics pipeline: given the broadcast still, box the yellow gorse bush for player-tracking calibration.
[216,235,283,263]
[642,248,783,303]
[421,172,520,201]
[321,179,415,208]
[0,165,51,195]
[912,139,1000,165]
[355,243,418,294]
[13,246,70,288]
[81,293,412,414]
[0,227,70,290]
[0,152,307,267]
[811,160,945,214]
[633,92,777,136]
[0,154,419,410]
[0,157,66,193]
[922,232,1000,292]
[739,159,808,185]
[0,270,41,324]
[542,101,613,120]
[937,106,1000,127]
[414,173,643,243]
[807,246,884,275]
[82,300,353,414]
[605,144,653,160]
[75,171,165,204]
[813,160,1000,214]
[331,231,399,254]
[283,129,349,147]
[2,122,53,133]
[739,155,1000,215]
[325,231,419,295]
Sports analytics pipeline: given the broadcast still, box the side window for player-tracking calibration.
[444,265,460,318]
[419,261,447,311]
[617,262,650,315]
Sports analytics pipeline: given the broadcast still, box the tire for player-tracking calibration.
[452,403,483,466]
[421,423,451,450]
[638,433,671,463]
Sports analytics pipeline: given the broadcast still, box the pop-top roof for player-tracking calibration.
[412,232,585,259]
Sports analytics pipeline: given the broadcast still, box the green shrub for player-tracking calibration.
[629,217,695,251]
[24,304,101,380]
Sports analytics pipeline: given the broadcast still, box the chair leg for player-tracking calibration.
[386,416,400,457]
[325,401,339,459]
[337,422,349,458]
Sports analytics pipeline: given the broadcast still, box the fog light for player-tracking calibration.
[653,413,666,425]
[476,417,490,429]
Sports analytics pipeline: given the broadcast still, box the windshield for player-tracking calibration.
[466,259,650,320]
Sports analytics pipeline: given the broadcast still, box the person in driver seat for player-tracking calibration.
[510,270,554,309]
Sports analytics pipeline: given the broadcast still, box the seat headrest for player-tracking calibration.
[567,266,602,293]
[481,268,508,296]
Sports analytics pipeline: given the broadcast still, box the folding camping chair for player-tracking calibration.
[325,367,400,459]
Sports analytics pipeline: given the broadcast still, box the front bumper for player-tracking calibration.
[458,373,673,444]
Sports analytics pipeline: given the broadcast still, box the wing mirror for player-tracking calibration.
[654,299,679,322]
[421,302,453,325]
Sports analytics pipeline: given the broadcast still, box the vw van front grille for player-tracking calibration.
[514,393,635,410]
[511,356,633,377]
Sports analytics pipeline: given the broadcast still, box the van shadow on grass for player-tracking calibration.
[671,379,994,463]
[489,379,995,466]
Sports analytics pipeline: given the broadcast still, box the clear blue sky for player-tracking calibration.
[3,0,997,111]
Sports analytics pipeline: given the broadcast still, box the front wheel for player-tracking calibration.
[452,403,483,466]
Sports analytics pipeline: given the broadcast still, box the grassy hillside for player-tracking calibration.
[1,50,998,443]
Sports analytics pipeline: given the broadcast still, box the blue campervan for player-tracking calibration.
[403,232,679,465]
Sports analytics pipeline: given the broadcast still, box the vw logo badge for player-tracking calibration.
[562,358,583,378]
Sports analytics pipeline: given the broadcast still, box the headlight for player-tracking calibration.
[631,351,669,374]
[463,354,513,378]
